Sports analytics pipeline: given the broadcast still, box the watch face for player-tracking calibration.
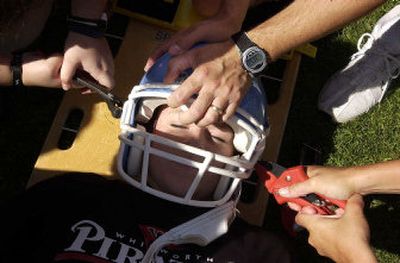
[242,46,267,74]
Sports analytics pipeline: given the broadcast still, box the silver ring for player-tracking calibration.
[210,105,224,115]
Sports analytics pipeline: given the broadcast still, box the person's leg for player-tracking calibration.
[318,5,400,123]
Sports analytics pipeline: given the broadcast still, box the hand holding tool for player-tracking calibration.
[73,72,124,118]
[256,162,347,215]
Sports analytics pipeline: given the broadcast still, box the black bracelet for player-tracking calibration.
[11,52,23,88]
[67,15,107,38]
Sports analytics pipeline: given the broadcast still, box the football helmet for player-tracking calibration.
[118,51,269,207]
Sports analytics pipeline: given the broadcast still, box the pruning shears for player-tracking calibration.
[256,161,347,215]
[73,72,125,119]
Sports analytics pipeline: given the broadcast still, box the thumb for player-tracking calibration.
[278,180,315,198]
[295,212,321,230]
[60,60,79,90]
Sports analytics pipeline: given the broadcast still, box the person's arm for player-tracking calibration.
[348,159,400,195]
[0,54,12,86]
[1,52,63,88]
[70,0,109,19]
[295,194,377,263]
[248,0,385,61]
[191,0,223,17]
[22,52,64,88]
[145,0,250,71]
[146,0,384,126]
[61,0,114,90]
[279,159,400,203]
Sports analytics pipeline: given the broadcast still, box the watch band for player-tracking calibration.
[11,52,23,88]
[232,31,271,62]
[231,31,255,52]
[67,15,107,38]
[231,31,270,77]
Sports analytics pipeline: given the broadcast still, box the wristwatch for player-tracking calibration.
[67,13,108,38]
[231,31,270,78]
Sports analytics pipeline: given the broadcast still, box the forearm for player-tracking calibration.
[339,244,377,263]
[71,0,109,19]
[0,53,35,87]
[0,54,12,86]
[247,0,384,60]
[0,53,40,87]
[348,160,400,195]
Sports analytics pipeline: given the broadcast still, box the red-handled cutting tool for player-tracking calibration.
[256,161,347,215]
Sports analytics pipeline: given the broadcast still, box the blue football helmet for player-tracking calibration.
[118,51,269,207]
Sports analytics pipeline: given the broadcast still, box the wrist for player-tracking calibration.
[226,41,250,79]
[67,14,108,39]
[0,54,12,86]
[71,0,109,19]
[21,54,32,86]
[231,31,270,78]
[340,166,366,196]
[341,243,376,263]
[246,29,279,62]
[349,165,381,195]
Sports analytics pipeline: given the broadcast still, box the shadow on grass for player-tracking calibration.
[366,195,400,256]
[278,33,357,167]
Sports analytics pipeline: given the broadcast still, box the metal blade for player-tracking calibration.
[259,161,286,177]
[73,74,124,118]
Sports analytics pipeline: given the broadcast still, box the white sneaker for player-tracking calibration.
[318,5,400,123]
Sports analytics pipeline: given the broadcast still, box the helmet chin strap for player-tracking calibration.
[141,200,237,263]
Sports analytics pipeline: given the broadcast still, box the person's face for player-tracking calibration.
[148,106,235,200]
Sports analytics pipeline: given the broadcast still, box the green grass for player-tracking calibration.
[279,1,400,262]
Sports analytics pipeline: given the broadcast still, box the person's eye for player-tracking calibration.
[208,125,231,144]
[171,124,188,129]
[211,136,226,143]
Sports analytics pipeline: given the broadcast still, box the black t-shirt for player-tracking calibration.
[0,173,296,263]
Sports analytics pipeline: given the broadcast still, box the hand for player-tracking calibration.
[295,194,376,263]
[163,41,251,127]
[22,52,63,88]
[144,0,250,71]
[61,32,114,90]
[278,166,356,212]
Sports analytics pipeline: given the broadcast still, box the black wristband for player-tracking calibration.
[11,53,23,88]
[67,15,107,38]
[231,31,254,51]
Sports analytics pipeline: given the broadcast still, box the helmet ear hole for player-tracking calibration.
[232,128,251,153]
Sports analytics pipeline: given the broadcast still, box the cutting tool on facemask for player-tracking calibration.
[73,72,124,119]
[256,161,346,215]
